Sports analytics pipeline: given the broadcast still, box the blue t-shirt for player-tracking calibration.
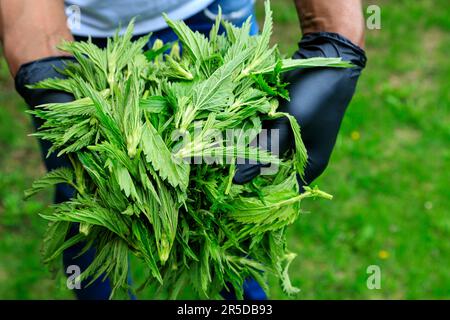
[64,0,216,37]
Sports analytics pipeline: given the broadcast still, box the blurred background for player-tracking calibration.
[0,0,449,299]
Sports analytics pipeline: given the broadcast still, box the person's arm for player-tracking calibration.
[234,0,367,187]
[0,0,75,141]
[0,0,73,76]
[294,0,365,48]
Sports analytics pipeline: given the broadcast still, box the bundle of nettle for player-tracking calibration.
[25,2,350,298]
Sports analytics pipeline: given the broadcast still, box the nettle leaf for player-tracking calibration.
[163,54,194,80]
[255,57,354,75]
[31,77,76,93]
[24,167,74,199]
[280,113,308,177]
[141,122,190,190]
[140,96,169,114]
[190,47,252,114]
[115,165,138,199]
[43,199,131,239]
[280,252,300,295]
[41,221,72,271]
[254,0,273,60]
[132,221,163,283]
[154,176,179,264]
[144,42,173,61]
[79,235,130,297]
[163,13,214,76]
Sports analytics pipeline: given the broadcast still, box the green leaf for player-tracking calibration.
[144,42,173,61]
[116,165,138,199]
[132,221,163,283]
[254,57,354,75]
[24,167,74,199]
[163,13,213,76]
[141,121,190,190]
[140,96,169,113]
[282,113,308,177]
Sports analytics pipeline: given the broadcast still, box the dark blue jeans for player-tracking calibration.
[46,0,266,300]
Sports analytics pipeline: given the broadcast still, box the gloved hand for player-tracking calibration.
[15,56,75,108]
[15,56,76,174]
[233,32,367,189]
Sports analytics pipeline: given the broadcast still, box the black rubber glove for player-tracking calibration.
[15,56,76,179]
[233,32,367,189]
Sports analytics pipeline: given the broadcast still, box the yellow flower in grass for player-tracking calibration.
[378,250,390,260]
[351,130,361,141]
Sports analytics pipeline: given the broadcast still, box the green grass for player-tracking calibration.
[0,0,449,299]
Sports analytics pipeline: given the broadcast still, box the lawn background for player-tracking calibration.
[0,0,449,299]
